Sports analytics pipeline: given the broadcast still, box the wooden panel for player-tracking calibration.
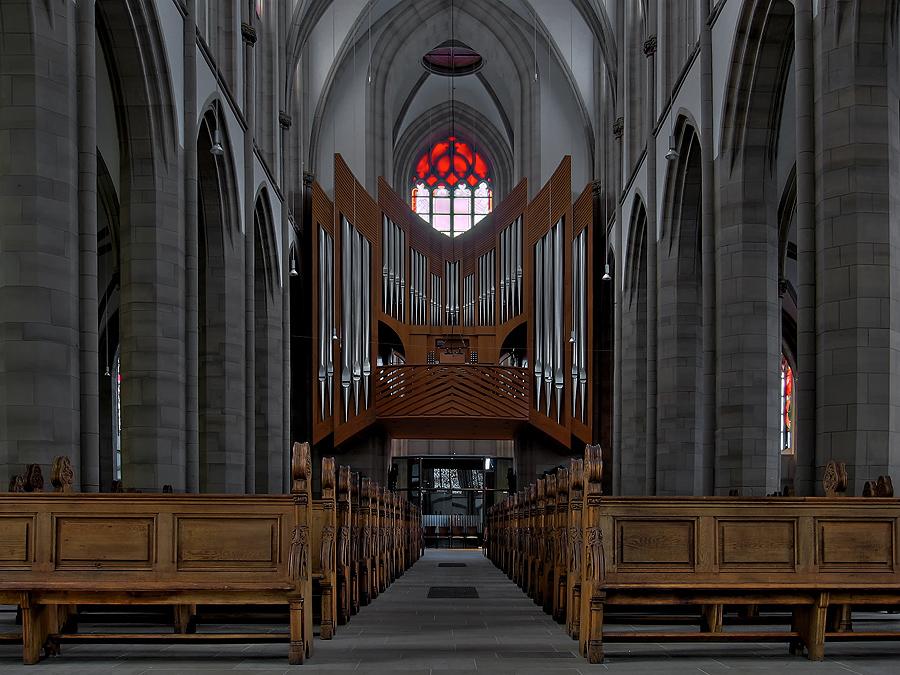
[375,365,529,420]
[616,519,695,568]
[717,520,796,568]
[817,519,894,569]
[176,516,281,570]
[55,517,154,569]
[0,516,32,567]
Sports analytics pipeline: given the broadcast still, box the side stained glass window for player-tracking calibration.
[411,136,492,237]
[781,356,793,454]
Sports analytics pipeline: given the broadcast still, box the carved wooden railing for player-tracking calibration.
[375,365,529,420]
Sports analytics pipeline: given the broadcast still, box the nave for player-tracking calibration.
[2,548,899,674]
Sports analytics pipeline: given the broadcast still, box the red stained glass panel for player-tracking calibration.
[411,136,493,236]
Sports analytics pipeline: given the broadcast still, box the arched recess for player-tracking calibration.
[197,104,245,494]
[253,188,285,493]
[95,0,183,492]
[656,118,703,495]
[97,155,122,493]
[716,0,794,494]
[393,102,513,205]
[777,169,798,493]
[619,197,649,496]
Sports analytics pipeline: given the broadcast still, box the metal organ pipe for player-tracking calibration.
[516,217,523,317]
[362,236,371,408]
[543,225,553,415]
[352,229,362,415]
[534,238,543,411]
[326,234,333,415]
[554,221,564,422]
[318,229,326,419]
[341,217,351,420]
[578,230,587,422]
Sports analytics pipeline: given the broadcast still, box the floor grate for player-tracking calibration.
[427,586,479,599]
[496,651,577,659]
[437,562,467,567]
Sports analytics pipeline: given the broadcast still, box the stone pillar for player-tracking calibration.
[794,0,817,496]
[0,4,80,484]
[243,18,257,494]
[813,1,900,493]
[184,0,200,493]
[78,0,100,491]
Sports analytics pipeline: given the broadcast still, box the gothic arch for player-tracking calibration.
[620,197,649,495]
[197,105,245,493]
[95,0,184,491]
[715,0,795,494]
[656,118,703,494]
[253,188,284,493]
[393,101,514,204]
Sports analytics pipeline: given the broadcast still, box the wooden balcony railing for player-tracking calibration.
[375,365,529,425]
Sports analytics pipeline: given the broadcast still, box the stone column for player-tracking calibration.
[0,3,80,484]
[184,0,200,493]
[243,18,257,494]
[78,0,100,491]
[794,0,816,496]
[813,1,900,493]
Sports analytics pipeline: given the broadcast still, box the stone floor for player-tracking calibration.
[1,548,900,673]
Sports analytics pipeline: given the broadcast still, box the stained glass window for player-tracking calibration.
[411,136,492,237]
[114,353,122,480]
[781,356,793,454]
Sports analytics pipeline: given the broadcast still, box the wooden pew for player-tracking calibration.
[0,442,315,665]
[349,470,362,617]
[488,446,900,664]
[336,465,352,627]
[312,457,337,640]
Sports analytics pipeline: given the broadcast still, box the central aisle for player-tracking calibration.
[305,547,583,672]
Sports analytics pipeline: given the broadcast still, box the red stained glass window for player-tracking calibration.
[411,135,492,237]
[781,356,794,454]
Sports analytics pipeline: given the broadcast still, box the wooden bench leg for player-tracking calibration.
[701,603,723,633]
[795,592,828,661]
[320,582,335,640]
[568,581,581,640]
[288,595,307,665]
[586,593,605,664]
[19,595,47,665]
[174,604,197,634]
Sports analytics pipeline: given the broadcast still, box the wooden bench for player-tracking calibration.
[488,445,900,664]
[0,442,318,665]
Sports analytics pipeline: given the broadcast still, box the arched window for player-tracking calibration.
[781,355,794,454]
[411,136,492,237]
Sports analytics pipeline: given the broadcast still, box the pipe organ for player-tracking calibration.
[312,156,600,449]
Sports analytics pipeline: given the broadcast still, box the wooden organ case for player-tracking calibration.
[311,155,600,450]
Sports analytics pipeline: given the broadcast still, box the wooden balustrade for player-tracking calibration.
[375,365,529,438]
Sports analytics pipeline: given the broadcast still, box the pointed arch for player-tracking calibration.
[253,188,285,493]
[620,196,649,495]
[657,118,703,494]
[197,104,245,494]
